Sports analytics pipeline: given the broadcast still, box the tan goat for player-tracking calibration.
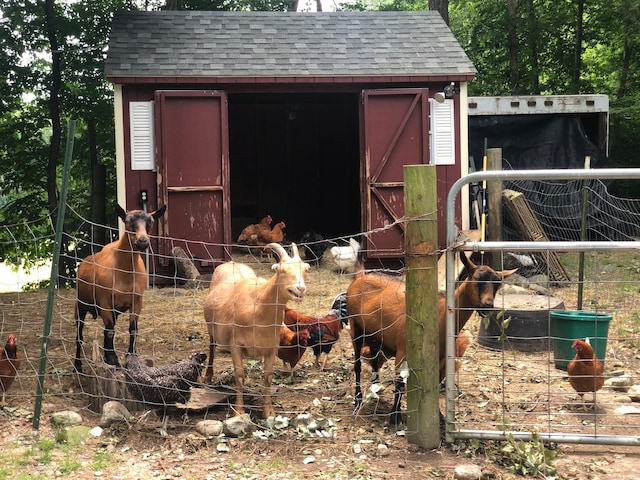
[75,204,166,373]
[203,243,310,418]
[346,252,516,425]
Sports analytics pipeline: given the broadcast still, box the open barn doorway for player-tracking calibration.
[228,92,361,245]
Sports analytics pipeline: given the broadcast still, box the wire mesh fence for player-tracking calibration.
[1,170,640,448]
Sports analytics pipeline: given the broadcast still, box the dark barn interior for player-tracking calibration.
[228,93,361,244]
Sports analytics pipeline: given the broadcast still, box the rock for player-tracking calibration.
[500,284,531,295]
[454,464,483,480]
[605,375,635,392]
[628,385,640,402]
[195,419,224,438]
[66,425,92,445]
[50,410,83,427]
[377,443,390,457]
[611,395,633,403]
[222,413,253,438]
[100,401,133,427]
[614,405,640,415]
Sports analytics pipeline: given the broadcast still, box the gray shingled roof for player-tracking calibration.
[105,11,476,78]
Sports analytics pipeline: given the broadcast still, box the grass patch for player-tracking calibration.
[58,457,81,475]
[91,450,112,471]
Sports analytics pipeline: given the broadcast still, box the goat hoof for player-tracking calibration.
[103,354,121,369]
[73,362,83,374]
[389,412,403,426]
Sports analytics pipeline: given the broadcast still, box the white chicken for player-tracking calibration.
[330,237,360,273]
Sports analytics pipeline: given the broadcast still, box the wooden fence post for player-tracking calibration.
[486,148,503,270]
[404,164,440,448]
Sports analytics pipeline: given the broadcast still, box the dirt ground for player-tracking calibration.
[1,249,639,479]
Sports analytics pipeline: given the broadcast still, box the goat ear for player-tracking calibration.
[115,204,127,221]
[152,204,167,219]
[459,250,476,271]
[497,268,518,279]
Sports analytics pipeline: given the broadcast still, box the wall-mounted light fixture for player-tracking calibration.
[434,82,460,103]
[444,82,459,98]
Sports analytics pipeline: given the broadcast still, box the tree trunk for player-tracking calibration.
[572,0,584,92]
[525,0,540,94]
[45,0,68,287]
[429,0,449,25]
[617,0,634,98]
[45,0,61,218]
[506,0,520,94]
[88,117,107,247]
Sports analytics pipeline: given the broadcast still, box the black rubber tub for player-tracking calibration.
[477,294,565,352]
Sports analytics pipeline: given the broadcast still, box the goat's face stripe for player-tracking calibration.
[124,210,157,252]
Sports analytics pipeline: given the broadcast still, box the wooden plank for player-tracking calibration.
[502,189,571,282]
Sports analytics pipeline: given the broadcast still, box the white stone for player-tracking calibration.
[454,464,483,480]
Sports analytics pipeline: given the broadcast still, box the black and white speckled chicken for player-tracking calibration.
[124,352,206,406]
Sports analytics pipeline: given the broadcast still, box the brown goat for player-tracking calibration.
[346,252,516,425]
[74,204,166,373]
[203,243,310,418]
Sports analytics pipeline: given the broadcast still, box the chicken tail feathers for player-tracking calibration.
[331,292,349,325]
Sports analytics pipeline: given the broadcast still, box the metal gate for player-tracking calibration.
[445,168,640,446]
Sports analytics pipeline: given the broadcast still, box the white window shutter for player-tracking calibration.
[429,99,455,165]
[129,101,156,171]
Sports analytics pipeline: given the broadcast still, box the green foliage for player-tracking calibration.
[57,457,82,475]
[453,433,561,478]
[483,310,512,343]
[91,450,113,471]
[500,433,558,477]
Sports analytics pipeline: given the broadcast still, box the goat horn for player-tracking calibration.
[266,243,290,261]
[290,242,300,260]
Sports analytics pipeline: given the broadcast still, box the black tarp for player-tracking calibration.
[468,114,638,241]
[469,114,605,171]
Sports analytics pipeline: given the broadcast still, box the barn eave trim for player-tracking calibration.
[106,73,477,85]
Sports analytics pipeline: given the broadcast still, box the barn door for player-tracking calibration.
[360,89,430,258]
[155,90,231,267]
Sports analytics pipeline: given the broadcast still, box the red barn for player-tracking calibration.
[105,10,476,279]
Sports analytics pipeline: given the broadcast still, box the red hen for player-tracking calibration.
[284,293,347,370]
[567,338,605,411]
[0,334,20,406]
[237,215,272,244]
[278,326,311,379]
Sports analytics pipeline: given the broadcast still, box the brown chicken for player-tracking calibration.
[567,338,605,411]
[253,221,286,259]
[254,221,286,245]
[277,326,311,379]
[0,334,20,406]
[284,293,347,369]
[237,214,272,244]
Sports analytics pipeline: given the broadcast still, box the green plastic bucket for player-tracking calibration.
[550,310,612,370]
